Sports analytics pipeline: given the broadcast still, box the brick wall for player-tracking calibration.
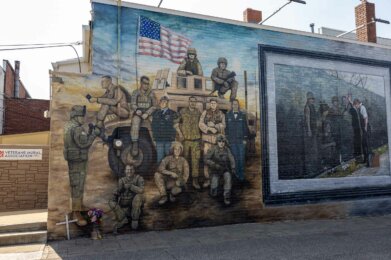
[4,98,50,135]
[0,145,49,212]
[355,0,377,43]
[3,60,30,98]
[4,62,15,98]
[243,8,262,24]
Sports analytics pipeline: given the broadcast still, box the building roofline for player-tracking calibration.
[92,0,391,50]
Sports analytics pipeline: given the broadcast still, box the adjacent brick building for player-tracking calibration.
[3,98,50,135]
[0,60,50,135]
[0,145,49,212]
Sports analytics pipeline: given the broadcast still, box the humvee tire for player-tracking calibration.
[108,127,157,178]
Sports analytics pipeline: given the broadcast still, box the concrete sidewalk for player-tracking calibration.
[2,214,391,259]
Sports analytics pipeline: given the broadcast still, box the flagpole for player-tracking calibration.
[117,0,122,85]
[135,16,140,89]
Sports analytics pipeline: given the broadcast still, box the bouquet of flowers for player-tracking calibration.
[87,208,104,240]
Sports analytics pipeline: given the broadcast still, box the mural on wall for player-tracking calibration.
[261,46,391,203]
[48,4,262,238]
[276,65,389,180]
[47,1,391,239]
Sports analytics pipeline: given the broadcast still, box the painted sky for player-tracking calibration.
[1,0,391,99]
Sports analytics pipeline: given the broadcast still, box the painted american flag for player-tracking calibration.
[138,16,192,64]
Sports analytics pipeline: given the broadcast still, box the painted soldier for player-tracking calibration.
[225,99,249,181]
[151,96,178,162]
[177,48,203,77]
[211,57,238,101]
[347,96,370,166]
[130,76,157,156]
[328,96,343,161]
[109,165,144,232]
[154,142,189,205]
[87,75,130,132]
[205,134,235,205]
[174,96,202,189]
[63,105,99,226]
[303,91,319,177]
[199,98,226,188]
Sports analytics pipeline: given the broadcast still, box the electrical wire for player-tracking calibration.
[0,41,82,47]
[0,42,83,73]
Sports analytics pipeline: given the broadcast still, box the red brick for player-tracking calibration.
[355,1,377,43]
[243,8,262,24]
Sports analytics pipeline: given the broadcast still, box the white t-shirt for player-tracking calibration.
[359,104,368,119]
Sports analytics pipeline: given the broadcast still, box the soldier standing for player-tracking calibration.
[154,142,189,205]
[303,91,319,177]
[177,48,203,77]
[225,99,249,181]
[205,135,235,205]
[199,98,226,188]
[174,96,202,189]
[211,57,238,101]
[130,76,157,156]
[87,75,130,131]
[109,165,144,232]
[151,96,178,162]
[63,105,99,226]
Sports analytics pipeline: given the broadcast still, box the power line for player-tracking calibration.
[0,42,83,73]
[0,41,82,47]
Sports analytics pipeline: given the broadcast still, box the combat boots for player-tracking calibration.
[158,195,168,205]
[203,179,210,188]
[113,217,129,234]
[224,191,231,205]
[192,177,201,190]
[169,193,176,202]
[73,211,87,226]
[131,220,139,230]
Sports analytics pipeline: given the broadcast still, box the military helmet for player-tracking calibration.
[170,141,183,154]
[160,96,170,102]
[217,57,228,66]
[216,134,227,143]
[306,91,315,100]
[70,105,86,118]
[331,96,339,103]
[187,48,197,56]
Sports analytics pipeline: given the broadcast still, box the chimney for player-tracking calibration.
[243,8,262,24]
[14,61,20,98]
[355,0,377,43]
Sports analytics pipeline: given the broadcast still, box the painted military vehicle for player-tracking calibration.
[105,70,256,178]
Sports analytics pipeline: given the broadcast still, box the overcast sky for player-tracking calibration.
[1,0,390,100]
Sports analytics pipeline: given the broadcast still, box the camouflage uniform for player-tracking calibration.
[174,107,202,179]
[130,88,156,142]
[177,48,203,77]
[199,107,225,186]
[211,58,238,101]
[205,136,235,205]
[109,170,144,230]
[154,155,189,201]
[63,106,97,212]
[96,85,129,123]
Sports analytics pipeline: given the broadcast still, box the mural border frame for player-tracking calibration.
[259,44,391,205]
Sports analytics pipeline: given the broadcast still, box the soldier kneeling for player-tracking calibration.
[109,165,144,233]
[205,134,235,205]
[154,142,189,205]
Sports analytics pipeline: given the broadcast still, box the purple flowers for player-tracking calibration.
[87,208,104,224]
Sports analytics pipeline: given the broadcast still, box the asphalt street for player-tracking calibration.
[38,214,391,260]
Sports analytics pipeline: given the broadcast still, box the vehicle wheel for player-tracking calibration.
[136,138,155,176]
